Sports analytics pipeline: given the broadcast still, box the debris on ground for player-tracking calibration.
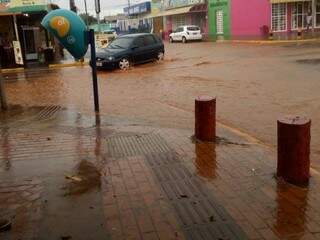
[61,235,72,240]
[63,160,101,196]
[65,175,82,182]
[0,219,11,232]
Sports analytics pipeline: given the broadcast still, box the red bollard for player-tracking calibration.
[277,116,311,186]
[195,96,216,142]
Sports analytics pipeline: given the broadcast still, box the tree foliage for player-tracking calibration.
[79,13,98,25]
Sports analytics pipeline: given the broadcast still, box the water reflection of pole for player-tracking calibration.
[0,69,8,110]
[195,142,216,179]
[1,128,11,171]
[274,181,308,237]
[94,113,101,157]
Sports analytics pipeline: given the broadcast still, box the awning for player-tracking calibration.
[146,6,193,18]
[0,12,22,16]
[9,4,49,13]
[270,0,311,3]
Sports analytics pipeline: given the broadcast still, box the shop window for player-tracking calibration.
[272,3,287,32]
[172,15,187,30]
[292,2,311,29]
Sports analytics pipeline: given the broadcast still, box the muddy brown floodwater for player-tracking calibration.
[3,41,320,170]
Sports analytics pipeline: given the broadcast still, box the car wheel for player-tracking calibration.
[182,37,187,44]
[157,51,164,61]
[119,58,130,70]
[169,37,173,43]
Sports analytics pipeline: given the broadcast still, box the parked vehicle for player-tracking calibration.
[96,33,164,70]
[169,25,202,43]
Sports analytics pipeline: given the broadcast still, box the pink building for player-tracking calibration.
[231,0,270,39]
[209,0,320,40]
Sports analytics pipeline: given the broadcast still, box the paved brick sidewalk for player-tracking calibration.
[0,108,320,239]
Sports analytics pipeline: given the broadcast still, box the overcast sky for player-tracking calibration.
[50,0,146,16]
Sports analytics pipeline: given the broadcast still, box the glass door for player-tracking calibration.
[216,10,224,34]
[22,26,40,60]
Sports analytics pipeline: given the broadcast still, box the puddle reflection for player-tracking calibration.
[195,142,216,179]
[94,113,101,157]
[274,181,309,237]
[1,127,11,171]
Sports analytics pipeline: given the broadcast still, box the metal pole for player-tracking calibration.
[13,15,19,41]
[312,0,316,33]
[0,69,8,110]
[88,29,100,112]
[97,12,101,32]
[84,0,89,29]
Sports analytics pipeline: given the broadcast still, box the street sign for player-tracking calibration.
[41,9,88,59]
[13,41,24,65]
[95,0,101,14]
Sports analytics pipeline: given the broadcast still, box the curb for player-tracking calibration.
[1,62,89,74]
[1,68,25,73]
[217,38,320,45]
[48,62,89,69]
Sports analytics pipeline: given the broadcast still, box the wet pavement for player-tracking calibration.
[2,41,320,170]
[1,42,320,239]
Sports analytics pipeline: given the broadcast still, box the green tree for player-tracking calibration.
[79,13,98,25]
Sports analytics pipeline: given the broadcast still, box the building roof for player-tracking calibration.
[0,1,59,15]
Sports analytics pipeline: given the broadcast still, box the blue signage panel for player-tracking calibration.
[124,2,151,15]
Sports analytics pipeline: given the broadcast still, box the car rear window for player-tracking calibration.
[154,35,162,43]
[187,26,200,31]
[144,35,156,45]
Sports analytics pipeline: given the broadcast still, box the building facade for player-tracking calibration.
[208,0,320,40]
[122,2,153,33]
[162,0,209,39]
[0,0,59,68]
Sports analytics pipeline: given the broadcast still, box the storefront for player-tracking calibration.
[0,0,59,69]
[208,0,320,40]
[271,0,319,34]
[160,0,208,39]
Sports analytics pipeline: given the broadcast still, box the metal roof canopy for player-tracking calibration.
[145,5,193,18]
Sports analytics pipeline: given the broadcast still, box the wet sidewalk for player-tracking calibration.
[0,107,320,240]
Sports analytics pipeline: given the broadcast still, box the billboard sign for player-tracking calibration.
[124,2,151,15]
[10,0,45,7]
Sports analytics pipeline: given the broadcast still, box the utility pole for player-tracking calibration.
[128,0,131,15]
[0,68,8,111]
[95,0,101,32]
[312,0,316,33]
[70,0,77,13]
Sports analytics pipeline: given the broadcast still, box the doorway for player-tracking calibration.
[22,26,40,61]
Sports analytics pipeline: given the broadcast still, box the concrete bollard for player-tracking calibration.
[277,116,311,186]
[195,96,216,142]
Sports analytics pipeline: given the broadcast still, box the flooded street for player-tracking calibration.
[3,42,320,168]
